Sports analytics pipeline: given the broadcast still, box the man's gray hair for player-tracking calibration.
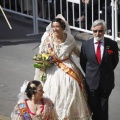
[91,19,107,30]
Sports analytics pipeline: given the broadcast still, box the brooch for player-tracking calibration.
[106,46,110,49]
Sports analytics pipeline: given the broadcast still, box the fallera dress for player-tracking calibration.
[11,97,58,120]
[34,31,91,120]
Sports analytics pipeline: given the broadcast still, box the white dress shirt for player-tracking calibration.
[94,38,104,60]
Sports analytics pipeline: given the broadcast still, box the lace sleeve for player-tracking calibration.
[39,32,49,53]
[44,98,58,120]
[49,107,58,120]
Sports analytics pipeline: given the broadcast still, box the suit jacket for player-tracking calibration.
[80,38,119,91]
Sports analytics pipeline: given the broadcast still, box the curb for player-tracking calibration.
[0,115,10,120]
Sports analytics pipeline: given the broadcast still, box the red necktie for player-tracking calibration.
[96,41,101,64]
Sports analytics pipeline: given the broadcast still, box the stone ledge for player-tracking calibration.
[117,41,120,51]
[71,30,93,42]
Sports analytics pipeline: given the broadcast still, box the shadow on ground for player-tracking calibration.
[0,12,47,47]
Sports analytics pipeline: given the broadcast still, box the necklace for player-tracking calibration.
[40,98,44,113]
[26,98,44,114]
[53,33,65,44]
[36,98,44,119]
[34,98,44,113]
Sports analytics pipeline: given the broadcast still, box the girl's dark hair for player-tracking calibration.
[51,18,66,30]
[25,80,41,99]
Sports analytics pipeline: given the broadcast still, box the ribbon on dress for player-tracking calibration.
[17,102,32,120]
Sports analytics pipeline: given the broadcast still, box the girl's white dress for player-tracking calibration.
[34,31,91,120]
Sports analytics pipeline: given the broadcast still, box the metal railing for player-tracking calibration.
[1,0,120,41]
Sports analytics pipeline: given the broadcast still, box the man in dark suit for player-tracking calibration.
[80,19,119,120]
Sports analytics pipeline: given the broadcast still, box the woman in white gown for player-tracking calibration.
[34,14,91,120]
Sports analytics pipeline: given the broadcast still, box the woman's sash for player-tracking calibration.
[17,102,32,120]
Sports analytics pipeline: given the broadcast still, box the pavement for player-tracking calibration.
[0,12,120,120]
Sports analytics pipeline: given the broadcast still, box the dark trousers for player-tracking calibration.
[86,84,112,120]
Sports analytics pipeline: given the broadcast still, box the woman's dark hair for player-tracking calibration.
[25,80,41,99]
[51,18,66,30]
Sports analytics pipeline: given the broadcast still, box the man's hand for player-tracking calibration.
[82,0,89,4]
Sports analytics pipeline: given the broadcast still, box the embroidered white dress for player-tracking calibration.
[34,32,91,120]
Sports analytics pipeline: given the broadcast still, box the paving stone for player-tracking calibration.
[0,115,10,120]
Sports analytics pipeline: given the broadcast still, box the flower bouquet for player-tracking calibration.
[33,53,54,83]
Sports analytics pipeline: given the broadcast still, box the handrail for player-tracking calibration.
[1,0,120,41]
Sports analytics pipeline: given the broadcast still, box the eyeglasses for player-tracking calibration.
[93,30,104,33]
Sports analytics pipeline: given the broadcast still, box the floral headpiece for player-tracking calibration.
[30,83,36,88]
[46,14,71,34]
